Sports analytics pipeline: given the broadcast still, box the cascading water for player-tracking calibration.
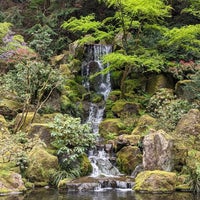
[81,44,120,177]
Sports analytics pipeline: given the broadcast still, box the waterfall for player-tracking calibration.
[81,44,120,177]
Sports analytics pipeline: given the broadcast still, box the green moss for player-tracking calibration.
[58,178,72,189]
[91,93,104,103]
[132,114,157,135]
[110,71,122,88]
[99,118,125,138]
[0,99,22,110]
[80,154,92,176]
[26,146,58,183]
[116,146,142,174]
[134,170,177,193]
[111,100,139,117]
[24,181,34,189]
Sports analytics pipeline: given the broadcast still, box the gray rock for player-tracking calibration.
[143,129,174,171]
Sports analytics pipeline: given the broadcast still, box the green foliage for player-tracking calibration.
[62,14,114,44]
[0,22,12,43]
[1,61,62,103]
[182,0,200,19]
[16,153,29,176]
[184,70,200,101]
[189,162,200,193]
[62,14,102,34]
[29,24,55,60]
[98,0,171,40]
[160,24,200,60]
[50,114,96,169]
[147,89,192,132]
[97,50,164,75]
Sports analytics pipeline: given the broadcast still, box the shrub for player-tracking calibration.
[147,89,192,132]
[50,114,96,169]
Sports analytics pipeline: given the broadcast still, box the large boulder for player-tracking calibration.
[134,170,177,193]
[26,146,58,184]
[0,170,26,194]
[175,109,200,151]
[117,146,142,175]
[175,109,200,137]
[143,129,174,171]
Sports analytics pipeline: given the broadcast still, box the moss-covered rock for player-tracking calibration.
[116,146,142,175]
[80,154,92,176]
[99,118,125,138]
[115,134,141,151]
[173,141,188,172]
[0,98,22,120]
[134,170,177,193]
[26,146,58,184]
[132,114,156,135]
[175,80,195,101]
[0,170,26,195]
[0,114,7,126]
[175,175,190,191]
[28,123,52,147]
[174,109,200,152]
[111,100,140,117]
[146,74,174,94]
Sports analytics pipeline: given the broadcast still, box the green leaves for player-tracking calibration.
[160,24,200,60]
[62,14,114,44]
[62,14,101,34]
[50,114,96,168]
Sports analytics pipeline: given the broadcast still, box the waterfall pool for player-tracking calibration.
[0,189,195,200]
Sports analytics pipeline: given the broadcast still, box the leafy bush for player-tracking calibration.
[50,114,96,169]
[29,24,55,60]
[147,89,192,132]
[184,70,200,101]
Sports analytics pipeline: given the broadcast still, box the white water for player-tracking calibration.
[82,44,120,177]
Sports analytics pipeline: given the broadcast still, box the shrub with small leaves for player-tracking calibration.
[50,114,96,170]
[147,88,192,132]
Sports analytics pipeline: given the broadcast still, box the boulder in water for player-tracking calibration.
[26,145,58,185]
[134,170,177,193]
[0,170,26,194]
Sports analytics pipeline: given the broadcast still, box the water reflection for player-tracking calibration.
[0,189,198,200]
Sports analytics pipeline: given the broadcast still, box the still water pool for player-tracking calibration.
[0,189,198,200]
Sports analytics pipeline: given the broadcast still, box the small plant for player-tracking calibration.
[16,153,29,177]
[189,163,200,194]
[16,131,28,144]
